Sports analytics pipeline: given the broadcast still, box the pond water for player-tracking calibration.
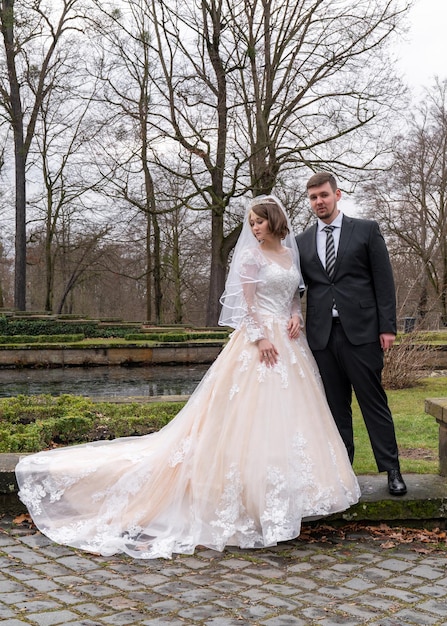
[0,365,209,399]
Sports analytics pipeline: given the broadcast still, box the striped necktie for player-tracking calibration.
[323,225,336,278]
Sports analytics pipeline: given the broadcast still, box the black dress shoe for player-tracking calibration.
[387,469,407,496]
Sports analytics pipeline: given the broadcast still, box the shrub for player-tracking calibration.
[0,315,140,338]
[125,332,229,342]
[0,394,185,452]
[0,334,84,344]
[0,394,68,423]
[39,415,96,445]
[382,332,432,389]
[0,423,45,453]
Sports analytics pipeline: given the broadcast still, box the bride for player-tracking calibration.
[15,195,360,559]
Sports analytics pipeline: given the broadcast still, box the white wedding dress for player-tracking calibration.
[16,248,360,559]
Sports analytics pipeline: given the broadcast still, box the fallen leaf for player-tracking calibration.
[380,541,396,549]
[13,513,32,525]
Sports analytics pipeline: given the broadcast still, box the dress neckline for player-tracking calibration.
[259,247,293,270]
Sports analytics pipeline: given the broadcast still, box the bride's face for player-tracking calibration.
[249,211,272,243]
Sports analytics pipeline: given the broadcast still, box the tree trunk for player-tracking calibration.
[172,218,182,324]
[417,276,428,322]
[145,217,152,322]
[1,0,27,310]
[152,210,162,323]
[441,250,447,327]
[206,209,225,326]
[14,145,26,310]
[44,193,54,312]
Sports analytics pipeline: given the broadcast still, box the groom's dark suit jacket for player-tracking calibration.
[296,215,396,351]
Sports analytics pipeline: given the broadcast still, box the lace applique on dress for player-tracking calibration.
[288,343,305,377]
[92,464,153,507]
[238,350,251,372]
[210,464,262,550]
[256,358,288,388]
[19,460,99,514]
[291,432,314,487]
[261,466,296,544]
[288,342,298,365]
[290,433,343,516]
[18,480,48,515]
[229,384,239,400]
[243,308,265,343]
[50,520,95,547]
[275,360,288,388]
[257,361,267,383]
[169,436,192,467]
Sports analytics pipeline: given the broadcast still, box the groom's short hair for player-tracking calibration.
[306,172,338,192]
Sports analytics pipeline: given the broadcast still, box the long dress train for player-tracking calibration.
[15,248,360,559]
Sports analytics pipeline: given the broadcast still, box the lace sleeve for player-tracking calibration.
[291,288,304,328]
[240,249,266,343]
[219,246,266,336]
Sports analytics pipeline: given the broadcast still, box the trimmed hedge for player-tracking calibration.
[0,394,185,453]
[0,315,140,338]
[126,332,229,342]
[0,315,231,342]
[0,334,85,344]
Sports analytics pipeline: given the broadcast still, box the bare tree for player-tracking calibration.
[0,238,13,307]
[229,0,410,193]
[150,0,245,326]
[55,224,113,314]
[0,0,412,324]
[29,78,105,312]
[156,166,212,325]
[87,0,170,323]
[149,0,411,325]
[0,0,87,310]
[361,79,447,327]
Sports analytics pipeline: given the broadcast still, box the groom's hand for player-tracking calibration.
[287,315,301,339]
[380,333,396,351]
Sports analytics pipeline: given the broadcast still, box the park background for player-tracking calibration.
[0,0,446,331]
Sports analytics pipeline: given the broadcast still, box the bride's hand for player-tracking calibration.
[287,315,301,339]
[257,338,278,367]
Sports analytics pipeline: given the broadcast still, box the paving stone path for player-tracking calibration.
[0,517,446,626]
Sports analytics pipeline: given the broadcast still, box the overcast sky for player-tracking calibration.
[396,0,447,90]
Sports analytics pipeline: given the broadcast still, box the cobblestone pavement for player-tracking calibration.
[0,517,446,626]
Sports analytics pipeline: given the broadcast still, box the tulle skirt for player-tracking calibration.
[16,322,360,559]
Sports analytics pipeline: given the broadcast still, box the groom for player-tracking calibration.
[296,172,407,496]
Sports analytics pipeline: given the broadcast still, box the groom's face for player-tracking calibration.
[308,182,341,224]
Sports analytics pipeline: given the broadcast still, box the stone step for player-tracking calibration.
[1,453,446,525]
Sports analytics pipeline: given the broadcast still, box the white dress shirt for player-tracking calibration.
[316,211,343,269]
[317,212,343,317]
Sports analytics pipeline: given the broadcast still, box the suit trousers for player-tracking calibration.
[312,319,400,472]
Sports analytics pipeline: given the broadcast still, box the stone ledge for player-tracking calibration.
[1,453,446,525]
[425,397,447,423]
[0,453,28,516]
[0,343,224,367]
[425,397,447,476]
[339,474,447,525]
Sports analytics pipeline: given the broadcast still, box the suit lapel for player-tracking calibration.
[308,223,325,271]
[335,215,354,271]
[303,217,354,277]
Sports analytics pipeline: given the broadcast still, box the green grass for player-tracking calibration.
[352,377,446,475]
